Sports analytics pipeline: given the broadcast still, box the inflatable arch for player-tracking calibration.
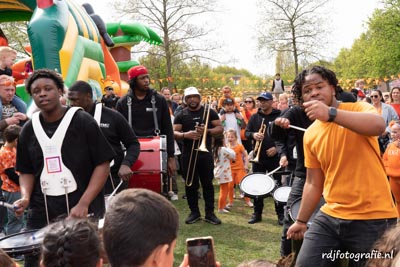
[2,0,162,104]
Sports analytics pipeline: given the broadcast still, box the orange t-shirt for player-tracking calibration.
[304,102,397,220]
[382,142,400,178]
[391,103,400,118]
[230,143,246,171]
[0,146,19,192]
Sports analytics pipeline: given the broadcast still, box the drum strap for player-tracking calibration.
[126,94,160,136]
[127,96,132,127]
[151,95,160,136]
[32,107,81,223]
[94,102,102,126]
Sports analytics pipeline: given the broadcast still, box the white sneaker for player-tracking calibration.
[246,200,254,207]
[170,194,179,201]
[218,209,230,213]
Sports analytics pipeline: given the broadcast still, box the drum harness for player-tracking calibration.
[32,107,81,224]
[127,94,160,136]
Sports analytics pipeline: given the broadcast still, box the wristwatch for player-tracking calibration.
[328,107,337,122]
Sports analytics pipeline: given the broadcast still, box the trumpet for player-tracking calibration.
[186,97,212,186]
[250,118,266,163]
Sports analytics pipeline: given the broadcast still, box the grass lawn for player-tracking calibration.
[171,176,282,267]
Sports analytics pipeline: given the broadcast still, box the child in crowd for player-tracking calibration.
[40,218,103,267]
[0,125,24,235]
[213,135,235,213]
[382,120,400,217]
[220,98,245,145]
[225,128,253,207]
[0,46,16,76]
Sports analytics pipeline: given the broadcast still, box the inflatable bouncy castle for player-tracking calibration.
[2,0,162,104]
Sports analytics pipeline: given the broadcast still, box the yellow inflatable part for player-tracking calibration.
[59,14,78,78]
[120,80,129,96]
[77,58,104,90]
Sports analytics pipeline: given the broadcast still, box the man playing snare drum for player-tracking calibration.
[14,69,115,267]
[287,66,397,266]
[68,80,140,194]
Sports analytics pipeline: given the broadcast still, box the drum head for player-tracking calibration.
[239,173,275,198]
[273,186,292,203]
[0,228,46,257]
[289,197,325,227]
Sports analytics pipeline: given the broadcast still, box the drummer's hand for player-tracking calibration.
[266,146,277,157]
[274,117,291,129]
[69,202,89,218]
[280,156,288,167]
[167,157,176,177]
[287,221,308,240]
[118,164,133,181]
[14,198,29,217]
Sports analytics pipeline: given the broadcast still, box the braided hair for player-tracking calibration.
[292,66,338,105]
[41,219,100,267]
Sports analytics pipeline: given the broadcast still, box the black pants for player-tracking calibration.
[280,177,305,256]
[252,162,284,217]
[182,152,215,215]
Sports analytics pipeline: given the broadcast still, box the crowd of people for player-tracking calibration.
[0,56,399,267]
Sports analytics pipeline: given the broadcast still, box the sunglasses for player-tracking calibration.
[245,100,253,103]
[370,95,380,98]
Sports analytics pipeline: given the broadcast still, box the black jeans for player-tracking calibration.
[182,152,215,215]
[280,177,305,256]
[296,212,397,267]
[252,162,284,217]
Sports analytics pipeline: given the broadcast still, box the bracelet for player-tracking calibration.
[296,219,307,225]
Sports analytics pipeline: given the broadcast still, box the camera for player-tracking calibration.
[186,236,216,267]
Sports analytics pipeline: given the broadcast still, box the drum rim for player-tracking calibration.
[0,229,44,251]
[239,172,276,197]
[273,186,292,202]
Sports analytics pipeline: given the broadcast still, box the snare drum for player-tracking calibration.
[239,173,275,198]
[129,135,167,193]
[0,228,47,257]
[289,197,325,227]
[273,186,292,204]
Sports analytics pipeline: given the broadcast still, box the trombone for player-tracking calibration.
[186,96,212,186]
[250,118,266,163]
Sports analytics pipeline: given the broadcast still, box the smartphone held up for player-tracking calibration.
[186,236,216,267]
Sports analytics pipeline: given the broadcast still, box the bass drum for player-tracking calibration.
[129,135,167,194]
[289,197,325,227]
[239,173,275,198]
[0,228,46,257]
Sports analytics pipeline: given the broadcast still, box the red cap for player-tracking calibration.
[127,65,148,80]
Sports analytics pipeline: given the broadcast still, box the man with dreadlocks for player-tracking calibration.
[285,66,397,266]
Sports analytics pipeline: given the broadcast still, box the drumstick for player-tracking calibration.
[266,165,282,176]
[109,180,123,198]
[0,200,16,210]
[289,125,307,132]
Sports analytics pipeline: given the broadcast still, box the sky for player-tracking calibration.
[76,0,382,76]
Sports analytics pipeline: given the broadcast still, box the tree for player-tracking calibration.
[333,0,400,83]
[113,0,218,88]
[257,0,330,75]
[1,22,30,57]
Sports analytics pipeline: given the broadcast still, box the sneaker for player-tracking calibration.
[240,193,245,199]
[218,209,230,213]
[13,255,24,261]
[170,193,178,201]
[248,213,262,224]
[224,205,231,211]
[185,212,201,224]
[226,203,233,208]
[205,213,222,225]
[245,200,254,207]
